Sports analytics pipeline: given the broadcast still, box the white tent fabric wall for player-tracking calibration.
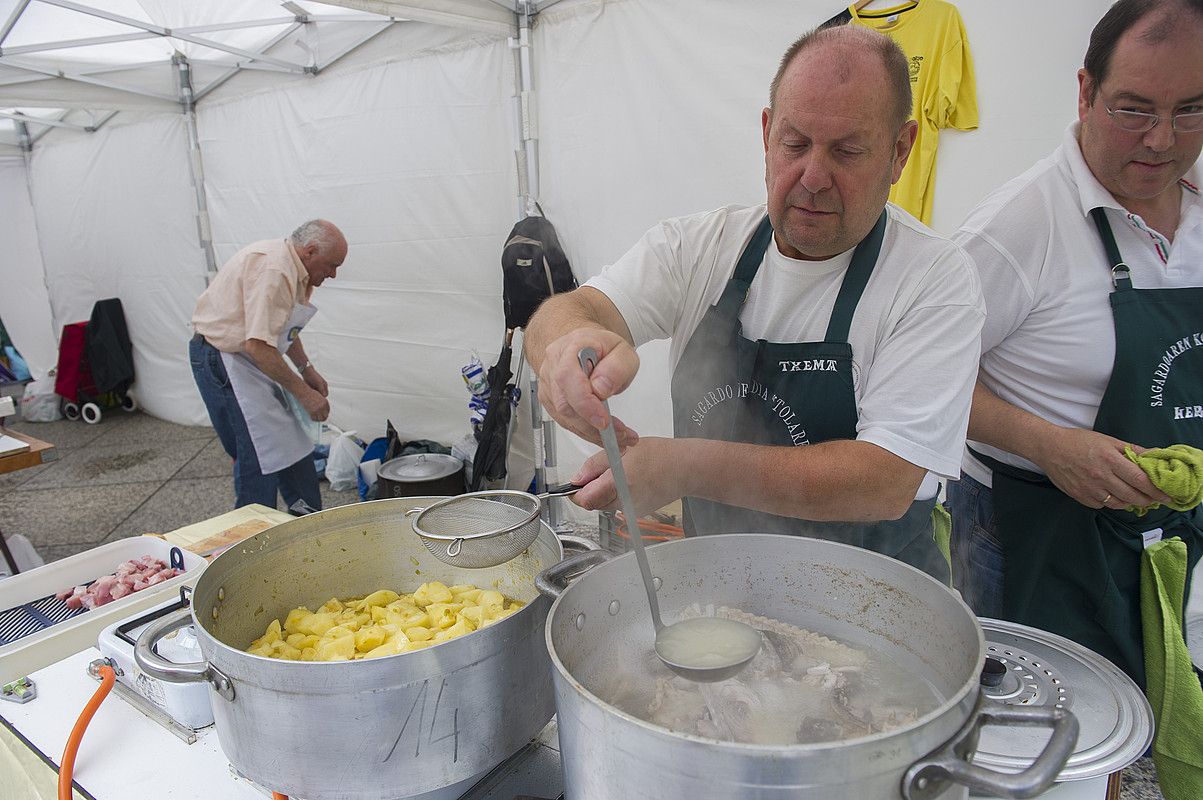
[532,0,1113,472]
[0,156,57,379]
[25,112,207,422]
[197,26,520,447]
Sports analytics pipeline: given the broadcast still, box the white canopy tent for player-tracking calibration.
[0,0,1111,481]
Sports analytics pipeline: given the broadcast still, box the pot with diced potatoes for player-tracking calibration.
[135,496,563,800]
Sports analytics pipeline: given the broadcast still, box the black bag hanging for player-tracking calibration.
[86,298,135,396]
[501,206,578,330]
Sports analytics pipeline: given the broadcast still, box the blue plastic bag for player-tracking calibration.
[3,346,31,381]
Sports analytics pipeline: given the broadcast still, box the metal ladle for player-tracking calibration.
[578,348,760,683]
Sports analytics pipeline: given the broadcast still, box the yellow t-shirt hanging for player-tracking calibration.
[850,0,978,224]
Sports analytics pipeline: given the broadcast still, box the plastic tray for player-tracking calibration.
[0,536,206,684]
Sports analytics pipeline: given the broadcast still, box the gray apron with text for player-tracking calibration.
[670,213,947,582]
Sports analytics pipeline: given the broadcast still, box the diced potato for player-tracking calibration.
[412,581,453,607]
[354,626,388,652]
[404,626,433,641]
[362,640,403,659]
[284,607,313,634]
[278,644,302,660]
[435,618,474,642]
[361,589,400,608]
[315,634,356,661]
[294,611,338,636]
[426,604,459,630]
[478,590,505,610]
[263,619,282,642]
[318,597,345,613]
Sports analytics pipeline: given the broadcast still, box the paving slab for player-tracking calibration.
[103,476,237,541]
[88,411,214,447]
[21,437,208,490]
[0,461,54,492]
[8,417,108,451]
[176,437,233,480]
[0,481,162,547]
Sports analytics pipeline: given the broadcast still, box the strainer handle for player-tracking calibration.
[446,538,464,557]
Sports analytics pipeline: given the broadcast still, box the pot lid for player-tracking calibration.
[378,453,462,483]
[972,618,1153,781]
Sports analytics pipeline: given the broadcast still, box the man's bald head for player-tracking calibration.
[769,25,912,130]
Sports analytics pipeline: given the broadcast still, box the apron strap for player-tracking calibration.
[716,215,775,318]
[1089,208,1133,290]
[825,210,887,344]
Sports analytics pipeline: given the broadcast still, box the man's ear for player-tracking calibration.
[891,119,918,185]
[1077,69,1094,123]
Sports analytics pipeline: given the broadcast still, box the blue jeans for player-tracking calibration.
[946,472,1003,618]
[189,335,321,511]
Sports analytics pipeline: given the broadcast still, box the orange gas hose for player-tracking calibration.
[616,518,685,542]
[58,664,115,800]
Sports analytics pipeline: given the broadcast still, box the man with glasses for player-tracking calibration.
[947,0,1203,688]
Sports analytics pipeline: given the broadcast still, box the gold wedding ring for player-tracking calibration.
[1101,493,1112,506]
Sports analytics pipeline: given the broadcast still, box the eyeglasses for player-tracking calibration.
[1105,106,1203,133]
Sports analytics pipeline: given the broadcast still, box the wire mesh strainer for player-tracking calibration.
[406,486,578,568]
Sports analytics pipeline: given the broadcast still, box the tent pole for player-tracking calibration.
[174,54,217,282]
[509,2,539,217]
[0,0,30,48]
[15,118,59,377]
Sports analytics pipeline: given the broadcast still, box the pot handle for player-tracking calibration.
[134,608,235,702]
[556,534,602,552]
[902,697,1078,800]
[536,549,613,599]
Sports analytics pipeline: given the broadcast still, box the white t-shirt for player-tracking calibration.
[586,202,985,492]
[956,123,1203,486]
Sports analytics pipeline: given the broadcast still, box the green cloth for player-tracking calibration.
[932,501,952,583]
[1140,537,1203,800]
[1124,444,1203,516]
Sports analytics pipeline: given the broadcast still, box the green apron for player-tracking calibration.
[984,208,1203,688]
[670,213,947,582]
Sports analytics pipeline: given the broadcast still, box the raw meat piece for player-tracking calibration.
[55,556,178,610]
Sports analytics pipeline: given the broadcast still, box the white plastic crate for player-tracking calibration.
[0,536,205,684]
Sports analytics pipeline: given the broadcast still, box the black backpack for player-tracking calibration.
[501,209,578,330]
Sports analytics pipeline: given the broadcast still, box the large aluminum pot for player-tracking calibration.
[136,497,562,800]
[537,535,1078,800]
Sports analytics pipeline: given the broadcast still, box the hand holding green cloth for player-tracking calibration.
[1123,444,1203,516]
[1140,538,1203,800]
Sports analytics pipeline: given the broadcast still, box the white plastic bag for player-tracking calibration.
[20,374,62,422]
[326,429,364,492]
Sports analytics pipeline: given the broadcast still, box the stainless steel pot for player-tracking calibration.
[135,497,562,800]
[377,453,466,498]
[537,535,1079,800]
